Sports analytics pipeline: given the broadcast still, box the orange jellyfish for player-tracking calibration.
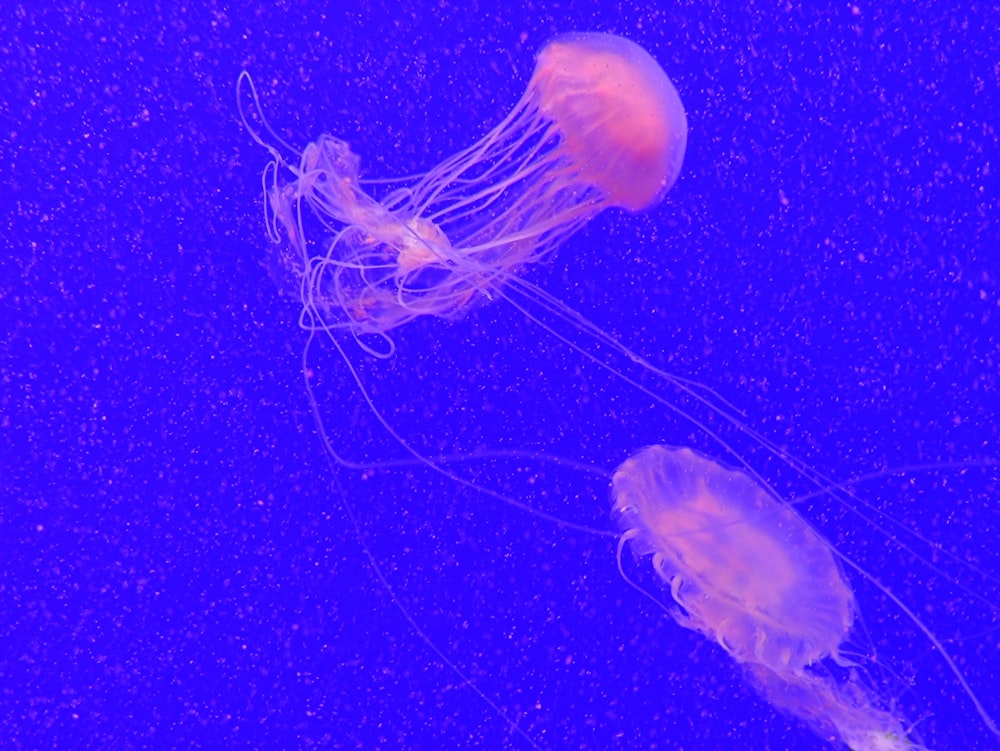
[239,33,686,352]
[611,444,1000,751]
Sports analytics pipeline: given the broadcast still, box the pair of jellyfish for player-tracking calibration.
[240,32,998,750]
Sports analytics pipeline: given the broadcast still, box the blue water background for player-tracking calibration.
[2,2,998,749]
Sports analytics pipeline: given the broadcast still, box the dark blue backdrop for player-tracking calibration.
[2,2,998,749]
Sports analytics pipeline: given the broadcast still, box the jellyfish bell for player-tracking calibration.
[611,444,856,674]
[532,33,688,209]
[239,32,686,345]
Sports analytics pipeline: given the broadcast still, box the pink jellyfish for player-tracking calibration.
[239,33,686,349]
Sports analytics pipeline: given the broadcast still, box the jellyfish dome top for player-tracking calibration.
[249,33,687,348]
[530,32,687,210]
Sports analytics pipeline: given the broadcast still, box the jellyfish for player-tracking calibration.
[612,444,1000,750]
[238,32,686,352]
[239,34,999,751]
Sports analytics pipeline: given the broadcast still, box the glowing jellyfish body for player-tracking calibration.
[258,33,687,342]
[612,445,917,751]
